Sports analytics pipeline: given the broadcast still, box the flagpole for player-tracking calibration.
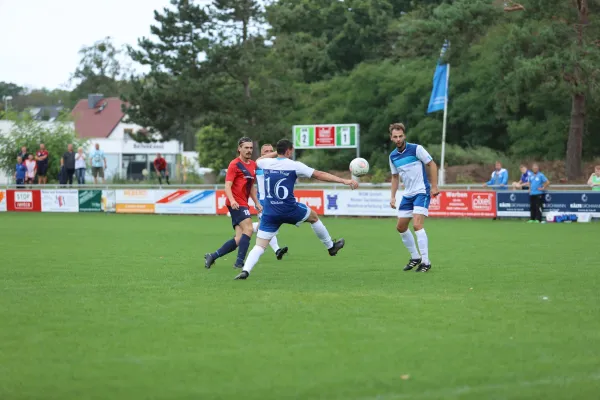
[439,64,450,187]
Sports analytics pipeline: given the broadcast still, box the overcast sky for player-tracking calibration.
[0,0,209,90]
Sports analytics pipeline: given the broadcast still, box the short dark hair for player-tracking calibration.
[276,139,293,155]
[238,137,252,146]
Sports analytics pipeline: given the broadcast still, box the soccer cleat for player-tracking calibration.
[403,258,422,271]
[416,263,432,272]
[204,253,216,269]
[234,271,249,280]
[328,239,345,256]
[233,260,244,269]
[276,247,289,260]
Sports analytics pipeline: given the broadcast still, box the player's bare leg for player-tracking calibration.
[305,209,345,256]
[396,217,422,271]
[233,219,254,269]
[252,221,288,260]
[412,214,431,272]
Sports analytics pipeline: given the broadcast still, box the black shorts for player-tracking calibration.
[228,205,251,229]
[37,163,48,176]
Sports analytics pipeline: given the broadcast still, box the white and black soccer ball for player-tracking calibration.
[349,158,369,177]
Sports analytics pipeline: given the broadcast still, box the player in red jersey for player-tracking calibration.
[205,137,262,269]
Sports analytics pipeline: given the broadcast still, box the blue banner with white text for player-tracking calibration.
[497,191,600,217]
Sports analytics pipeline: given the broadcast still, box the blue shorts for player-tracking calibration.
[258,202,311,240]
[227,205,251,229]
[398,193,430,218]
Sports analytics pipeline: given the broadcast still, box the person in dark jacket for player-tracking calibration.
[61,144,76,185]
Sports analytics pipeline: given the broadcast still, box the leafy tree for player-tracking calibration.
[0,82,25,111]
[0,114,86,182]
[70,37,131,104]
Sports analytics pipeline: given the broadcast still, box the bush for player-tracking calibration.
[427,144,507,167]
[0,115,86,183]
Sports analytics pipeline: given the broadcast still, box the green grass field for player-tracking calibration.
[1,213,600,400]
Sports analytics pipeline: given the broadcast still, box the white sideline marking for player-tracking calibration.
[360,372,600,400]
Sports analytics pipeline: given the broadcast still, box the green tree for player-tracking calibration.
[0,114,86,182]
[70,37,131,104]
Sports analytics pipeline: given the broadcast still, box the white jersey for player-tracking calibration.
[256,167,265,202]
[389,143,433,197]
[256,157,315,215]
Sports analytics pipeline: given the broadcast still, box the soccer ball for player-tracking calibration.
[349,157,369,177]
[142,169,149,177]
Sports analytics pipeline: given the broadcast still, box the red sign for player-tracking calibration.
[215,190,325,215]
[429,190,496,218]
[315,126,335,147]
[7,190,42,212]
[155,190,190,204]
[215,190,259,215]
[295,190,324,215]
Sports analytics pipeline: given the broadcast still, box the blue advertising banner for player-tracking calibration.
[497,191,600,217]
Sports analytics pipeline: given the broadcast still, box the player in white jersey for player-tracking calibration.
[253,143,289,260]
[235,139,359,280]
[388,123,439,272]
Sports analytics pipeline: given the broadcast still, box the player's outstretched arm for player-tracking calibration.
[257,151,278,161]
[312,170,358,189]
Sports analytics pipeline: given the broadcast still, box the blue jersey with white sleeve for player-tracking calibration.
[389,143,433,197]
[257,157,315,216]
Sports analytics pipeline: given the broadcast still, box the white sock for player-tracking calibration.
[311,220,334,249]
[400,230,421,259]
[243,246,265,274]
[414,229,429,264]
[252,222,259,233]
[269,236,280,252]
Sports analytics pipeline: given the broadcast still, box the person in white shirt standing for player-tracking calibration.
[24,154,37,185]
[75,147,87,185]
[388,123,440,273]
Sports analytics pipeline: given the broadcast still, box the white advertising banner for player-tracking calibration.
[115,189,155,213]
[324,189,402,216]
[102,190,116,213]
[41,189,79,212]
[0,190,6,212]
[154,189,216,215]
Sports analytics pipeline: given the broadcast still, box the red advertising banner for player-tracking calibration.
[215,190,325,215]
[429,190,496,218]
[295,190,324,215]
[315,125,335,147]
[215,190,259,215]
[7,189,42,212]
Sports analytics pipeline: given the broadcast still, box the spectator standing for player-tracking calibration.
[75,147,87,185]
[528,163,550,223]
[36,143,49,185]
[483,161,508,190]
[18,146,29,162]
[512,164,533,190]
[61,144,76,185]
[24,154,37,185]
[15,156,27,188]
[89,143,107,184]
[153,153,169,185]
[587,165,600,191]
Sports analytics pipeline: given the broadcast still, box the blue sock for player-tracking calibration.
[212,238,237,259]
[236,234,251,265]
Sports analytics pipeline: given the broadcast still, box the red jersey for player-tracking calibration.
[36,150,48,164]
[154,157,167,171]
[225,158,256,207]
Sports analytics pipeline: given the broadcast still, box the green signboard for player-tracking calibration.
[292,124,359,151]
[79,190,103,212]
